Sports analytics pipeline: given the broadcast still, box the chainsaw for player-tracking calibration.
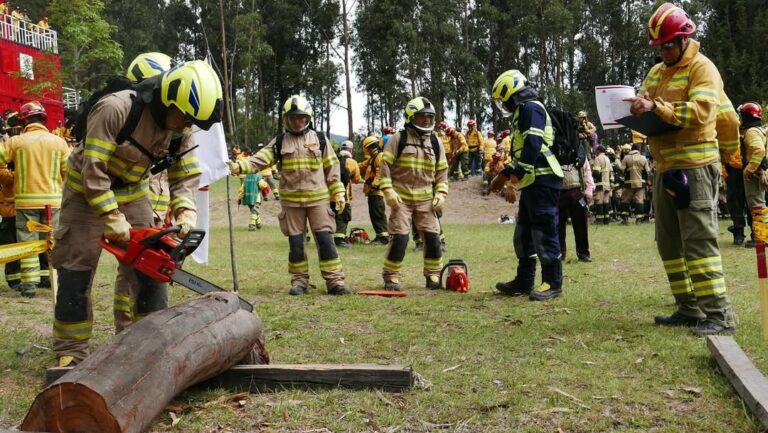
[100,226,253,311]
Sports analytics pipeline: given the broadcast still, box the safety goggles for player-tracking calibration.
[659,39,680,50]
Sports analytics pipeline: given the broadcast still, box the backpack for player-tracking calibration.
[273,131,327,170]
[396,129,442,165]
[547,107,586,168]
[338,153,351,187]
[70,75,191,176]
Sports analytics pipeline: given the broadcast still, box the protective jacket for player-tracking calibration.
[639,39,739,173]
[359,152,384,197]
[620,150,650,188]
[466,129,483,152]
[66,91,201,216]
[742,127,767,175]
[0,123,70,209]
[592,153,612,190]
[235,129,344,207]
[0,165,14,218]
[380,128,449,201]
[483,138,497,162]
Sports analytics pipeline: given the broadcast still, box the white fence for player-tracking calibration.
[0,14,57,54]
[63,87,80,110]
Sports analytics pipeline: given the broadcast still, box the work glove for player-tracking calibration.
[333,191,347,213]
[760,171,768,189]
[432,192,447,212]
[382,188,402,210]
[504,182,517,204]
[490,173,510,193]
[226,160,241,175]
[100,211,131,243]
[175,208,197,238]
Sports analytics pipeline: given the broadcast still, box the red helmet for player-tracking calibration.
[438,120,447,131]
[647,3,696,46]
[18,101,46,121]
[738,102,763,123]
[467,120,476,128]
[382,125,394,134]
[501,129,511,139]
[445,127,455,136]
[487,130,495,137]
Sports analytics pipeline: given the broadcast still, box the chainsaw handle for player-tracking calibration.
[99,237,129,262]
[139,226,181,248]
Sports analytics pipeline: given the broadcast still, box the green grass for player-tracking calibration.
[1,181,767,431]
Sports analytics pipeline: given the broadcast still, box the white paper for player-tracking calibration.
[594,85,635,130]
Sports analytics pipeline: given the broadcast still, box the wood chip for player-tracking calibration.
[548,386,591,409]
[169,412,181,427]
[680,386,702,395]
[442,364,461,373]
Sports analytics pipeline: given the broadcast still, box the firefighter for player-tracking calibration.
[607,146,623,220]
[228,95,351,296]
[334,140,362,247]
[466,120,483,176]
[490,69,564,301]
[51,60,221,366]
[0,102,70,298]
[482,130,496,172]
[446,127,468,180]
[619,143,651,224]
[739,102,768,248]
[483,150,505,196]
[114,52,175,335]
[379,97,448,291]
[626,2,738,336]
[591,145,612,224]
[240,169,265,231]
[577,111,598,149]
[0,164,20,291]
[358,135,389,245]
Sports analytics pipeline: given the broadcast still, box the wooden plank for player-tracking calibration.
[707,335,768,427]
[48,364,414,392]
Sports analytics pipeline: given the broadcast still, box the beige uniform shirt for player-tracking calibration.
[380,129,449,201]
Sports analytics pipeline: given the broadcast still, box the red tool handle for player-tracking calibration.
[44,205,52,224]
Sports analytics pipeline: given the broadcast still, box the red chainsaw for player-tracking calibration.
[100,226,253,311]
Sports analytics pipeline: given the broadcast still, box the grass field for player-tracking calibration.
[1,179,767,432]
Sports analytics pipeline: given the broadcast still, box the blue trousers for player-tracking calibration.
[513,182,563,287]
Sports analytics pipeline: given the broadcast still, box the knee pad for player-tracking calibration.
[288,234,305,263]
[135,272,168,314]
[423,231,442,259]
[55,269,92,322]
[314,231,337,260]
[386,234,409,262]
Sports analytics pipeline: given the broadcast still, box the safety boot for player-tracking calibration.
[327,286,351,295]
[18,283,36,298]
[495,278,533,296]
[58,355,77,368]
[529,282,562,301]
[335,238,351,248]
[288,286,309,296]
[425,275,440,290]
[371,237,389,246]
[692,320,735,337]
[383,279,402,291]
[653,311,699,327]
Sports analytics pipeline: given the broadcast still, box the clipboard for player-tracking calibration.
[617,112,681,136]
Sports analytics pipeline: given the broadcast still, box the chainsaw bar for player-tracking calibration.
[172,268,254,312]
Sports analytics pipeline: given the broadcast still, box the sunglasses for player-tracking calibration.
[660,40,678,49]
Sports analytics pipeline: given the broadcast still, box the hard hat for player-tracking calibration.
[362,135,379,149]
[501,129,511,139]
[18,101,46,121]
[445,127,455,136]
[647,3,696,46]
[491,69,527,117]
[605,147,615,155]
[404,97,436,135]
[738,102,763,124]
[161,60,223,131]
[622,143,632,152]
[438,120,448,131]
[341,140,354,151]
[126,52,172,83]
[577,111,587,118]
[382,125,394,134]
[280,95,314,135]
[467,120,476,128]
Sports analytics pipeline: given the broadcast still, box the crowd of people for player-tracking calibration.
[0,2,51,37]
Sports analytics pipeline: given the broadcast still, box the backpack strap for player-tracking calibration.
[396,129,441,169]
[273,130,327,168]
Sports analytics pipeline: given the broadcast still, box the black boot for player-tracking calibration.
[495,278,533,296]
[654,312,699,327]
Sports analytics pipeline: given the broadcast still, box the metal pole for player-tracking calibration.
[226,176,239,293]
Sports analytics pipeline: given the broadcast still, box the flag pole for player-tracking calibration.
[226,176,239,293]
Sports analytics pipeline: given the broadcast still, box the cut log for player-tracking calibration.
[47,364,414,392]
[21,292,267,433]
[707,335,768,427]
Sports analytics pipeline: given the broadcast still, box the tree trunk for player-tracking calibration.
[21,292,267,433]
[342,0,354,140]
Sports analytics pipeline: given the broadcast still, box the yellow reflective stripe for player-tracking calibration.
[322,153,338,169]
[0,144,9,165]
[282,157,322,171]
[319,258,342,272]
[256,148,275,166]
[84,137,116,161]
[424,258,442,271]
[669,278,693,295]
[382,151,395,164]
[39,269,49,278]
[107,159,146,183]
[237,159,252,174]
[53,320,93,341]
[689,87,718,102]
[692,277,727,296]
[379,178,393,189]
[393,186,433,201]
[288,261,309,273]
[149,192,170,212]
[170,196,195,212]
[522,127,545,138]
[658,142,719,162]
[15,194,63,208]
[433,182,449,195]
[663,257,687,274]
[383,259,402,272]
[167,156,202,181]
[115,181,150,204]
[394,156,436,170]
[280,188,330,203]
[113,293,133,313]
[88,190,118,214]
[17,150,26,193]
[328,181,345,196]
[436,159,449,170]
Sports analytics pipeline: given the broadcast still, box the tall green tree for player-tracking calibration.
[49,0,123,94]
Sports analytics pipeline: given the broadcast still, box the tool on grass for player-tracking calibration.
[100,226,253,311]
[440,259,469,292]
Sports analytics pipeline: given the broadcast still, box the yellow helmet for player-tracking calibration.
[491,70,527,117]
[362,135,379,149]
[161,60,223,130]
[577,111,587,118]
[282,95,313,134]
[126,52,172,83]
[404,96,436,135]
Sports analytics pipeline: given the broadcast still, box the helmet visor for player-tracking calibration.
[493,99,513,118]
[412,113,435,135]
[189,99,223,131]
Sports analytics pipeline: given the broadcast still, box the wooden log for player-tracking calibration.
[46,364,414,392]
[707,335,768,427]
[21,292,266,433]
